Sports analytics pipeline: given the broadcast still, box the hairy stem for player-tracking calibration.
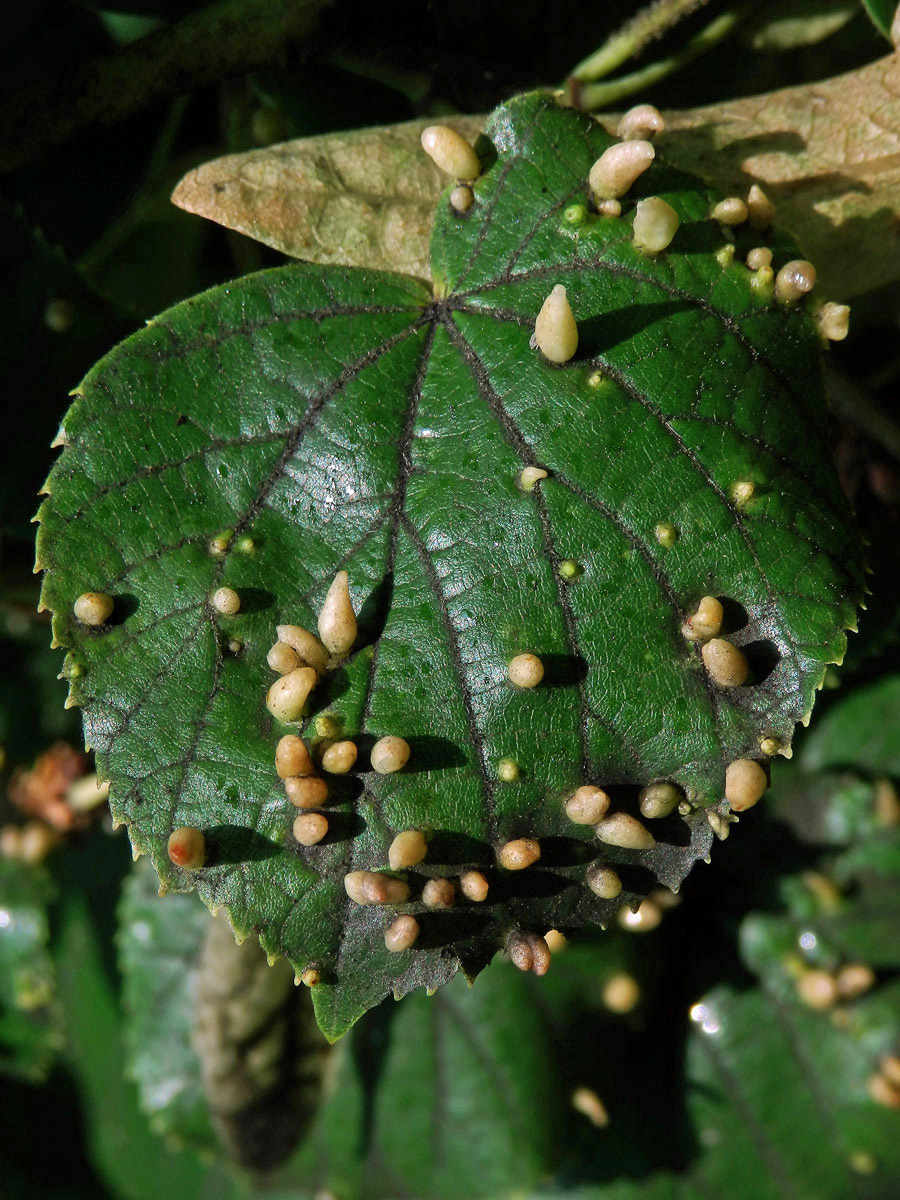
[568,0,712,85]
[577,9,746,110]
[0,0,335,174]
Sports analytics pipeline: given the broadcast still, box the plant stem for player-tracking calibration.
[577,9,745,111]
[0,0,335,174]
[568,0,712,85]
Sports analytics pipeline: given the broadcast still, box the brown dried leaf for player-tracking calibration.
[171,116,483,282]
[172,56,900,299]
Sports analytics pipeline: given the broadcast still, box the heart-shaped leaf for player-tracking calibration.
[37,92,863,1038]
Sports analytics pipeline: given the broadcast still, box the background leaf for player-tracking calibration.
[860,0,899,39]
[800,675,900,776]
[38,91,862,1039]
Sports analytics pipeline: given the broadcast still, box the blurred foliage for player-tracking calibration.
[3,0,900,1196]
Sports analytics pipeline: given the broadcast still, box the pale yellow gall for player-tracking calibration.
[654,521,677,548]
[508,653,544,689]
[497,757,520,782]
[730,479,756,506]
[275,625,329,674]
[321,739,358,774]
[747,183,775,229]
[565,785,611,825]
[745,247,772,271]
[759,736,782,757]
[167,826,205,870]
[725,758,767,811]
[518,466,548,490]
[208,530,231,557]
[211,586,240,615]
[639,782,682,820]
[682,595,723,642]
[275,734,314,779]
[459,870,490,901]
[385,914,420,952]
[816,301,850,342]
[388,830,427,871]
[315,713,341,739]
[632,197,679,253]
[450,185,474,213]
[498,837,541,870]
[602,972,640,1014]
[534,284,578,364]
[571,1087,609,1127]
[73,592,113,626]
[293,812,328,846]
[881,1055,900,1088]
[544,929,567,954]
[775,260,816,304]
[702,639,749,688]
[227,638,242,654]
[66,773,109,813]
[868,1073,900,1109]
[284,775,329,809]
[422,877,455,908]
[420,125,480,179]
[299,968,321,987]
[595,812,655,850]
[317,571,357,657]
[711,197,748,226]
[617,103,664,141]
[836,963,875,1000]
[370,735,410,774]
[343,870,410,906]
[266,666,318,722]
[618,897,662,932]
[588,140,654,200]
[596,198,622,217]
[586,864,622,899]
[267,642,302,674]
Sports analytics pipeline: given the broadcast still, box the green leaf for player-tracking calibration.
[801,676,900,777]
[745,0,858,50]
[37,91,863,1039]
[0,857,62,1081]
[861,0,899,39]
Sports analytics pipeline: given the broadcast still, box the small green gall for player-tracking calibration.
[73,592,113,626]
[715,243,735,268]
[420,125,480,179]
[750,264,774,298]
[730,479,756,506]
[654,521,677,548]
[235,534,255,554]
[559,559,581,579]
[370,735,410,774]
[595,813,655,850]
[587,370,604,389]
[534,284,578,363]
[211,586,240,615]
[385,914,420,952]
[632,196,679,253]
[588,140,654,200]
[562,203,588,226]
[617,103,664,141]
[508,653,544,689]
[702,638,749,688]
[317,571,357,657]
[725,758,767,810]
[208,530,232,557]
[315,713,342,739]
